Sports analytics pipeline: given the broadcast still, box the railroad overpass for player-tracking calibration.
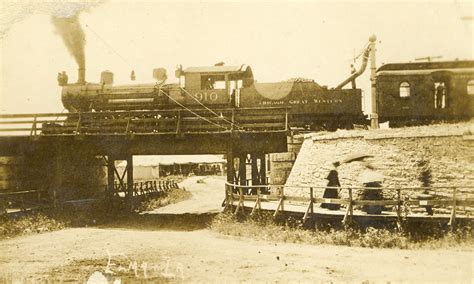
[0,107,289,208]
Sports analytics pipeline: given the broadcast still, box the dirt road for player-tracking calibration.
[148,176,225,214]
[0,227,472,283]
[0,176,472,282]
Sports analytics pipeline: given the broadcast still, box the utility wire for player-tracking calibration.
[85,24,133,69]
[179,87,243,130]
[157,88,229,130]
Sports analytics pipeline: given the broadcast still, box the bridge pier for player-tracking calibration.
[126,155,134,207]
[105,154,134,210]
[238,153,247,186]
[226,149,268,195]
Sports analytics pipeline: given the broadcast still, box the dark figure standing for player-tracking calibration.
[361,181,384,214]
[321,162,341,210]
[230,89,236,108]
[435,82,445,109]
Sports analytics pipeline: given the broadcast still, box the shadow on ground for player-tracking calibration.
[103,212,218,231]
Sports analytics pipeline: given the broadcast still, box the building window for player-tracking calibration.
[467,80,474,95]
[399,82,410,97]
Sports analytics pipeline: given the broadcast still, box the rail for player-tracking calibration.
[224,183,474,228]
[0,190,50,214]
[0,107,290,137]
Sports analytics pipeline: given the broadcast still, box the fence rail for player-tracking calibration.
[0,107,289,137]
[113,179,180,197]
[0,190,50,214]
[224,183,474,229]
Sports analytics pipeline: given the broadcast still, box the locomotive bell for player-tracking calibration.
[100,70,114,85]
[153,68,167,82]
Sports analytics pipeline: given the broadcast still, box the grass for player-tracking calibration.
[209,212,474,249]
[0,198,126,239]
[138,188,192,212]
[0,213,65,239]
[0,186,192,239]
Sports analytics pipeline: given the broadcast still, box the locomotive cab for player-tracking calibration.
[177,65,254,107]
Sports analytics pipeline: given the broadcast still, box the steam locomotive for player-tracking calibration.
[60,63,365,131]
[59,51,474,130]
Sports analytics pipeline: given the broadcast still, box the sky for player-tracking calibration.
[0,0,473,114]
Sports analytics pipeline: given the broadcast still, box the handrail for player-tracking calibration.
[224,182,474,228]
[225,182,474,191]
[0,107,289,136]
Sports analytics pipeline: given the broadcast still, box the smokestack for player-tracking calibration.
[78,68,86,84]
[52,15,86,83]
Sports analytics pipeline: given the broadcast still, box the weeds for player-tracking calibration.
[0,213,65,239]
[209,212,473,249]
[138,189,192,212]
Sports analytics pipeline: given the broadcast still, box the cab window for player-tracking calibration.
[201,75,226,90]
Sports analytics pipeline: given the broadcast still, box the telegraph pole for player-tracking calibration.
[369,35,379,129]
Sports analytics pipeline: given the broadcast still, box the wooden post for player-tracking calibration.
[396,189,402,231]
[231,109,235,132]
[126,155,134,210]
[303,187,314,222]
[448,188,457,229]
[349,188,353,222]
[280,186,285,211]
[227,183,234,209]
[107,156,115,198]
[226,143,234,184]
[224,183,229,209]
[234,186,244,215]
[274,186,285,217]
[30,116,37,137]
[239,153,247,186]
[343,188,353,225]
[251,153,259,189]
[260,154,267,185]
[251,188,261,216]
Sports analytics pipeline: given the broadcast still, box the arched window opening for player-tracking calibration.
[467,80,474,95]
[399,82,410,97]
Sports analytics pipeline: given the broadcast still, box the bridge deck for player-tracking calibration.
[0,107,289,155]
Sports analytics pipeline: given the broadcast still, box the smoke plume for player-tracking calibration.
[51,14,86,69]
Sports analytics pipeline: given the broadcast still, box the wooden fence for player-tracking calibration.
[114,179,179,197]
[0,190,50,214]
[224,183,474,228]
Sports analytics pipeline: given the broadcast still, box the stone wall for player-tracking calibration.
[285,122,474,201]
[268,135,304,185]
